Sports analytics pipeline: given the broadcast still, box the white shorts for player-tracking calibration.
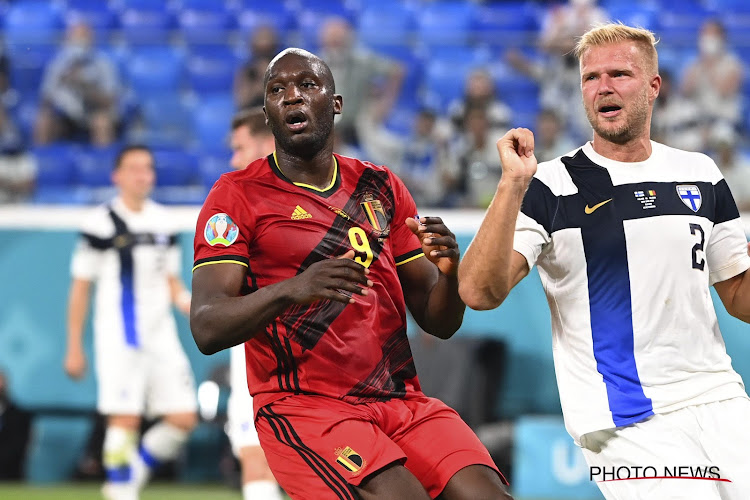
[96,339,197,417]
[580,397,750,500]
[225,344,260,456]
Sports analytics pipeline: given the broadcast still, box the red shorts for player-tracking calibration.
[255,393,506,500]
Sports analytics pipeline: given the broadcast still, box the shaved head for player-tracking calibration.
[263,48,336,94]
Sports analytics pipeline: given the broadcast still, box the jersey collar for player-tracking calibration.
[269,151,341,198]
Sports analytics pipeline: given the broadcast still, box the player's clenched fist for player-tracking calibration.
[496,127,537,185]
[282,250,373,305]
[406,217,460,277]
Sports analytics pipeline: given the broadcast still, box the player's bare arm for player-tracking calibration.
[190,250,372,354]
[459,128,537,311]
[64,278,91,380]
[168,275,191,315]
[398,217,464,340]
[714,268,750,323]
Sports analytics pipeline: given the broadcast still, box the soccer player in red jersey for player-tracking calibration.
[190,48,512,500]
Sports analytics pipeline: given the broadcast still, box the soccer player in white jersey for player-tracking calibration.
[64,146,198,500]
[226,108,283,500]
[459,23,750,500]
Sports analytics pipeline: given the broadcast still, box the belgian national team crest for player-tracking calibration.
[361,193,389,236]
[204,213,239,247]
[676,184,702,212]
[335,446,367,476]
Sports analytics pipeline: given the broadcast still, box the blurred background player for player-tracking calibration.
[226,107,283,500]
[63,145,198,500]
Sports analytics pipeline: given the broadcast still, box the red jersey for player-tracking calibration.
[193,153,426,412]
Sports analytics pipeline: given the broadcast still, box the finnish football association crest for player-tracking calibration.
[204,213,239,247]
[335,446,367,476]
[676,185,702,212]
[361,193,389,236]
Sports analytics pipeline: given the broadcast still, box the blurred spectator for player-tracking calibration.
[0,106,36,203]
[33,23,122,146]
[651,70,703,151]
[0,369,32,480]
[711,125,750,213]
[681,19,743,152]
[447,69,511,136]
[506,0,607,143]
[233,25,280,110]
[533,109,576,162]
[318,16,404,146]
[448,105,505,208]
[398,108,453,207]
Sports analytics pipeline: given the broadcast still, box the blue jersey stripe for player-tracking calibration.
[109,208,139,348]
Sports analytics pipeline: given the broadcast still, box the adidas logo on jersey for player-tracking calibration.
[291,205,312,220]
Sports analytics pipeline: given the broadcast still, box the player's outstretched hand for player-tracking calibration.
[406,217,459,277]
[64,348,87,380]
[497,127,537,186]
[285,250,373,305]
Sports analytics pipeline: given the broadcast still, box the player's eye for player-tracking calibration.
[271,85,284,93]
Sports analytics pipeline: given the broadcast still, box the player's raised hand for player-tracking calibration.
[497,127,537,186]
[64,347,87,380]
[406,217,460,277]
[284,250,373,305]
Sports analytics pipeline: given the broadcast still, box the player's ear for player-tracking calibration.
[333,94,343,116]
[263,106,269,125]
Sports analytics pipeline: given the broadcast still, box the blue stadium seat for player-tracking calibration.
[74,145,119,187]
[193,95,234,149]
[177,5,236,46]
[199,151,232,189]
[422,58,479,113]
[186,47,239,94]
[7,44,56,98]
[127,47,186,97]
[373,45,424,111]
[63,2,118,41]
[656,3,714,46]
[33,144,77,187]
[176,0,231,9]
[151,185,207,204]
[4,1,64,45]
[607,5,660,32]
[357,4,416,51]
[473,2,540,50]
[152,149,199,187]
[416,2,477,50]
[117,5,175,45]
[235,2,296,38]
[133,96,194,148]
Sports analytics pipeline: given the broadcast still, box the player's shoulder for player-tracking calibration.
[79,202,116,236]
[336,153,396,180]
[533,146,584,197]
[217,155,273,188]
[654,142,723,182]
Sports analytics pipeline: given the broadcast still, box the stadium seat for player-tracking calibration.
[127,47,186,97]
[73,145,119,187]
[4,1,64,45]
[357,4,416,51]
[186,47,239,95]
[607,5,660,32]
[152,149,200,187]
[131,95,194,148]
[415,2,478,50]
[373,45,424,111]
[193,95,234,149]
[177,5,236,46]
[33,144,77,187]
[235,2,296,39]
[472,2,540,50]
[63,1,118,42]
[198,151,232,189]
[7,44,56,98]
[117,5,175,45]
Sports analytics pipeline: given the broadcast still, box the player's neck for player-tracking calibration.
[120,195,147,213]
[275,147,336,190]
[592,134,652,163]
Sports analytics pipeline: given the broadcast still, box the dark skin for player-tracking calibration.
[190,49,512,500]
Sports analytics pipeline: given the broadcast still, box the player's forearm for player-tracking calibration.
[418,272,465,339]
[66,280,90,351]
[459,179,527,310]
[729,270,750,323]
[190,282,295,355]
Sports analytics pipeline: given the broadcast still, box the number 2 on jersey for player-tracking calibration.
[348,227,373,268]
[690,223,705,271]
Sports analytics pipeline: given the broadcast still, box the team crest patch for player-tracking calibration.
[361,193,389,235]
[204,213,239,247]
[676,185,702,212]
[335,446,366,476]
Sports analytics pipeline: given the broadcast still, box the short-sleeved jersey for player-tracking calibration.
[193,153,425,412]
[513,141,750,444]
[71,197,182,351]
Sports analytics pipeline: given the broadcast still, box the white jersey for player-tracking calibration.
[71,197,182,352]
[513,141,750,444]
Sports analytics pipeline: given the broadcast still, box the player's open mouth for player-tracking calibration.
[598,104,622,117]
[286,110,308,132]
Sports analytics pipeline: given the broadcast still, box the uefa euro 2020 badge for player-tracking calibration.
[205,213,239,247]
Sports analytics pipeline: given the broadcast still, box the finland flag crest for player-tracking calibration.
[676,184,702,212]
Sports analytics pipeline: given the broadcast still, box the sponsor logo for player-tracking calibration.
[204,213,239,247]
[677,185,702,212]
[335,446,366,475]
[584,198,613,214]
[291,205,312,220]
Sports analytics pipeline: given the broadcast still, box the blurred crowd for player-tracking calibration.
[0,0,749,211]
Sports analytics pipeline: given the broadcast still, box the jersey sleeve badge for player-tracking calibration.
[204,213,239,246]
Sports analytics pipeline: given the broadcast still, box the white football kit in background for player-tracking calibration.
[71,197,197,416]
[226,343,260,456]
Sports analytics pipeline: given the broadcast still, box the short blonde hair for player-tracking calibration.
[575,23,659,74]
